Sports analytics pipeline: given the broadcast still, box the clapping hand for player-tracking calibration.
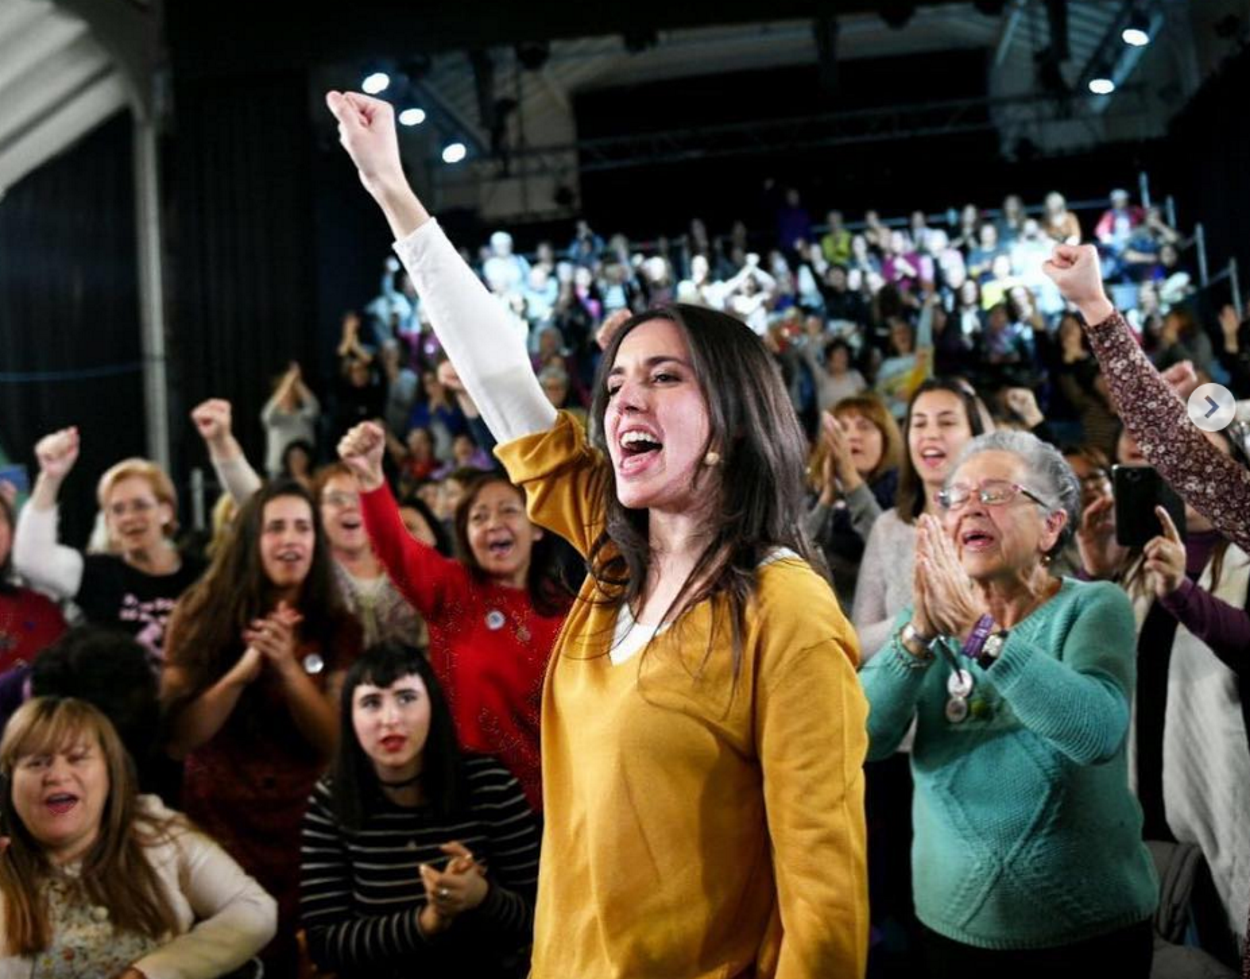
[418,842,489,934]
[915,514,985,640]
[243,601,304,678]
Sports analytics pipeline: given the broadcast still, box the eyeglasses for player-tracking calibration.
[936,479,1053,512]
[322,492,360,508]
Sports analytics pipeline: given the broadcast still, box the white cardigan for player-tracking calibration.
[0,796,277,979]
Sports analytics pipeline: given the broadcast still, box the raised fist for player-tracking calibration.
[325,91,406,196]
[191,399,233,445]
[1042,244,1112,317]
[337,421,387,492]
[34,428,80,482]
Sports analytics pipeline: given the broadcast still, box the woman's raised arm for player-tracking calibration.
[1044,244,1250,553]
[326,91,556,443]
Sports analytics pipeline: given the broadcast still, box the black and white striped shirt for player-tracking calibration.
[300,755,540,978]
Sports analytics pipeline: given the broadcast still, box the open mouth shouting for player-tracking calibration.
[44,792,79,817]
[958,525,997,553]
[484,533,517,559]
[617,427,664,477]
[918,446,948,471]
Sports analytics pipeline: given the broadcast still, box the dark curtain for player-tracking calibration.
[165,69,321,485]
[1168,47,1250,297]
[0,113,146,545]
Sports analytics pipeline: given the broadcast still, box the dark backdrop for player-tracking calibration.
[0,113,145,546]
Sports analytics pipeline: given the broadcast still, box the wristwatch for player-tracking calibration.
[900,621,937,659]
[976,630,1008,671]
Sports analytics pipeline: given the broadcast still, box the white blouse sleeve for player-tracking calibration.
[12,503,84,599]
[133,823,277,979]
[393,219,557,443]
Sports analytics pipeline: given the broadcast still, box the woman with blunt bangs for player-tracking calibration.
[300,642,540,978]
[329,88,869,979]
[0,697,275,978]
[161,479,361,977]
[331,435,569,812]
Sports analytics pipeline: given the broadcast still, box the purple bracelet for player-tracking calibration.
[961,614,996,661]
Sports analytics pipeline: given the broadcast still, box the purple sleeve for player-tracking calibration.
[1083,312,1250,553]
[1159,578,1249,676]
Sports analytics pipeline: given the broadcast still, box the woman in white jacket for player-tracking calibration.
[0,697,275,979]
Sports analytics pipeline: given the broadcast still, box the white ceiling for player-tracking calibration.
[0,0,132,198]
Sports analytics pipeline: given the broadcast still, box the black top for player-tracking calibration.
[76,553,205,665]
[301,754,541,979]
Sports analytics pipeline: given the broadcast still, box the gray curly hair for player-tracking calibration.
[948,430,1081,557]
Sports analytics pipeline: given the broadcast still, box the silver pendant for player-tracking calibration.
[485,610,506,631]
[945,696,970,724]
[302,652,325,675]
[947,668,974,699]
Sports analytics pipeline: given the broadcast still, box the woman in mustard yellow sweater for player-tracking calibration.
[330,89,870,979]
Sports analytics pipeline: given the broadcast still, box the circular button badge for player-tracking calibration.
[1187,383,1236,432]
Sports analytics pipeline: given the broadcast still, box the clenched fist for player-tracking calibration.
[1042,244,1115,325]
[191,399,233,446]
[338,421,387,492]
[34,428,80,482]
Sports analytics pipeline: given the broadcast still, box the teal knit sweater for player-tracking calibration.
[860,577,1159,949]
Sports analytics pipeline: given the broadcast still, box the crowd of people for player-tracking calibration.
[0,86,1246,979]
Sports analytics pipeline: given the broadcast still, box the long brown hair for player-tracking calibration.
[161,480,355,722]
[895,377,991,524]
[0,698,179,955]
[586,304,822,678]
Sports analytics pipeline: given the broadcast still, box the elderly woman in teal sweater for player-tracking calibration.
[861,429,1158,978]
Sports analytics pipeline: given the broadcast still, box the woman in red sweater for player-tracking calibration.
[340,421,569,810]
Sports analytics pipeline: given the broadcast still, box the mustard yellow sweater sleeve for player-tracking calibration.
[753,567,870,978]
[494,410,609,559]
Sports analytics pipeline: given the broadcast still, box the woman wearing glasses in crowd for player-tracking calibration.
[13,429,204,663]
[328,89,869,978]
[861,429,1158,977]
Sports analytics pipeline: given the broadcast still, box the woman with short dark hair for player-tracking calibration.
[300,641,539,978]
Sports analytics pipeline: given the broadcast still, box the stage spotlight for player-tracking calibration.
[1088,77,1116,95]
[399,108,426,126]
[1122,13,1151,46]
[362,71,391,95]
[442,142,467,164]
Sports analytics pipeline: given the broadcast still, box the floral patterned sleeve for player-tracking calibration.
[1084,311,1250,553]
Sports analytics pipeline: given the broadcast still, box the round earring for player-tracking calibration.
[703,451,721,467]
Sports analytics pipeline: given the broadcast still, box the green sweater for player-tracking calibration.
[861,577,1158,949]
